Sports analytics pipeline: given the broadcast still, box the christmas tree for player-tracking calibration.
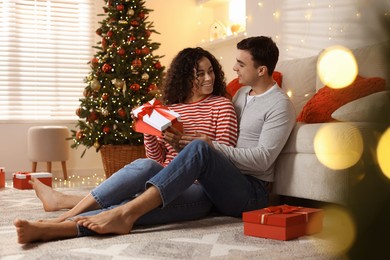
[70,0,165,156]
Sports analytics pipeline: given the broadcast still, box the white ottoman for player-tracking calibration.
[27,126,70,180]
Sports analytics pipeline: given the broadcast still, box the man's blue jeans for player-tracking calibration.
[76,140,269,236]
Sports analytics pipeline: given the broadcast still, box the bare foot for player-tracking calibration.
[14,218,78,244]
[30,178,84,212]
[76,206,135,235]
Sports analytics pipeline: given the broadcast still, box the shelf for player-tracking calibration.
[198,31,246,50]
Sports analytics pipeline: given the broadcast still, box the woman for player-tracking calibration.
[15,47,238,243]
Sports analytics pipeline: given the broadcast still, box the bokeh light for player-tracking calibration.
[314,123,363,170]
[377,127,390,180]
[314,206,356,256]
[317,45,358,89]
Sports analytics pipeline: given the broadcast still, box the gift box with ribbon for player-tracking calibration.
[242,204,324,241]
[13,172,52,190]
[132,98,183,137]
[0,167,5,188]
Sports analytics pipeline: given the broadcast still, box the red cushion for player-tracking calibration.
[226,71,283,98]
[296,76,386,123]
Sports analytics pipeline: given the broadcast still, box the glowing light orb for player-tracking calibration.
[317,206,356,255]
[314,123,363,170]
[377,127,390,179]
[317,45,358,89]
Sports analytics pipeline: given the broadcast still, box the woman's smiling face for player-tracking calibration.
[190,56,215,102]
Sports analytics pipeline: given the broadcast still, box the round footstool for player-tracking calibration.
[27,126,70,180]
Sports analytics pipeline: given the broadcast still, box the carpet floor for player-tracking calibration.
[0,182,342,259]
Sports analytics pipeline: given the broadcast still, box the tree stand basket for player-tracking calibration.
[100,145,146,178]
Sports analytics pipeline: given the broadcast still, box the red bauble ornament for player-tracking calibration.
[118,108,126,117]
[130,20,139,27]
[145,30,152,38]
[76,130,84,140]
[154,62,162,69]
[117,48,126,56]
[148,84,157,92]
[116,4,124,11]
[138,12,145,19]
[135,49,141,55]
[102,125,110,134]
[130,83,140,91]
[102,93,109,101]
[87,111,98,122]
[141,47,150,55]
[107,30,113,38]
[75,107,81,117]
[132,59,142,67]
[101,38,107,50]
[102,63,112,73]
[128,36,136,42]
[109,18,116,24]
[91,58,99,68]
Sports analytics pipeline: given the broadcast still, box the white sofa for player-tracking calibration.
[272,43,389,205]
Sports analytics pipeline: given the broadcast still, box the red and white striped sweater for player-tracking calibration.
[144,95,238,166]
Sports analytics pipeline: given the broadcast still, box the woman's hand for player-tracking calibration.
[179,132,214,149]
[162,127,183,152]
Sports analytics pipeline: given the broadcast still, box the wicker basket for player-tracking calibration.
[100,144,146,178]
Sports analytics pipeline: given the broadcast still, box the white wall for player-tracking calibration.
[1,0,389,179]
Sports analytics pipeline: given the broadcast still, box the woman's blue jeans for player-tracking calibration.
[76,140,269,236]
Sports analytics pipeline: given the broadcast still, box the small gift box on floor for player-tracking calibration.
[13,172,52,190]
[0,167,5,188]
[242,204,324,241]
[132,98,183,137]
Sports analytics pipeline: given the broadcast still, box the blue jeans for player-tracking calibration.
[76,140,269,236]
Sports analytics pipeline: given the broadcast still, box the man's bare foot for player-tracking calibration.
[14,218,78,244]
[30,178,84,212]
[76,206,135,235]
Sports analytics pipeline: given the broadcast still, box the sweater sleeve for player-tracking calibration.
[214,99,238,147]
[144,134,165,165]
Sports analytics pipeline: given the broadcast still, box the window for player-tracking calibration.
[0,0,99,121]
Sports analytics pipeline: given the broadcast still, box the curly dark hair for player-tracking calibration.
[161,47,226,104]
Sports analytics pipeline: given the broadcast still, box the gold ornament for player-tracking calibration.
[94,142,100,149]
[127,9,134,16]
[119,20,128,25]
[112,78,125,89]
[101,108,109,117]
[141,73,149,80]
[90,79,101,91]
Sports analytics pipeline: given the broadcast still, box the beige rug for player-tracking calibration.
[0,184,341,259]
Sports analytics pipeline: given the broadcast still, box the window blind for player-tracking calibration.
[0,0,99,121]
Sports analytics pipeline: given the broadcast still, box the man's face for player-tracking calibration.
[233,49,260,86]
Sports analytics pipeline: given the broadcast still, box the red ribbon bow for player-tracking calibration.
[136,99,178,129]
[265,204,302,214]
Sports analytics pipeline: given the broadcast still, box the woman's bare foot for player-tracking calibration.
[76,206,135,235]
[14,218,78,244]
[30,178,84,212]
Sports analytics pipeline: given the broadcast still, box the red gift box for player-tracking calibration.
[0,167,5,188]
[132,98,183,137]
[13,172,52,190]
[242,204,324,241]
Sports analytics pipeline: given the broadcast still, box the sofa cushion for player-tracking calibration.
[296,76,386,123]
[331,91,390,122]
[226,71,283,97]
[276,55,318,117]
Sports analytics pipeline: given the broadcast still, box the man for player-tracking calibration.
[14,36,296,242]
